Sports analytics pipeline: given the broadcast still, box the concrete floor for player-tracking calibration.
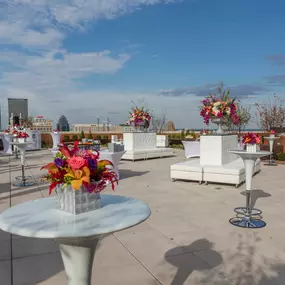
[0,149,285,285]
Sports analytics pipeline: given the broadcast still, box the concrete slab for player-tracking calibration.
[1,149,285,284]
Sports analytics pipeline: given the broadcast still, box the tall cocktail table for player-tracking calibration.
[229,150,271,228]
[264,136,279,165]
[0,195,151,285]
[10,142,34,187]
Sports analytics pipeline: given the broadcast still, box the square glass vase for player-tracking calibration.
[56,184,101,215]
[270,134,275,138]
[246,144,260,152]
[18,138,27,143]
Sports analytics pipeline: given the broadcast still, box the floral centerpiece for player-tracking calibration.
[270,130,275,138]
[17,132,29,143]
[129,103,151,131]
[41,141,118,215]
[200,86,238,134]
[53,129,59,133]
[242,132,261,152]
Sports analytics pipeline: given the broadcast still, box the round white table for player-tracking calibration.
[10,142,35,187]
[0,195,150,285]
[264,136,279,165]
[229,150,272,228]
[50,132,61,154]
[181,141,200,158]
[96,150,126,179]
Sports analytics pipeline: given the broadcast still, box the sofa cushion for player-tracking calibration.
[171,159,202,172]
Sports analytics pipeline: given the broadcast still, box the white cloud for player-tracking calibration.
[0,21,64,50]
[0,50,131,98]
[0,0,179,127]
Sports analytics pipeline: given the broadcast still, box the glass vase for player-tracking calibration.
[246,144,260,152]
[56,184,101,215]
[18,138,27,143]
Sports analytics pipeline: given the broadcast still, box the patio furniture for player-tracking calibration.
[0,195,150,285]
[157,135,169,147]
[181,141,200,158]
[229,150,271,228]
[50,132,61,154]
[171,158,203,184]
[98,150,126,179]
[122,132,173,161]
[0,134,13,155]
[264,136,279,165]
[10,142,35,187]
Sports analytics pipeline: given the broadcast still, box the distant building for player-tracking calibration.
[166,121,176,131]
[57,115,70,131]
[72,124,125,133]
[30,116,53,132]
[8,98,28,125]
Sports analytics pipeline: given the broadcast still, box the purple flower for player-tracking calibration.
[88,159,97,170]
[54,158,65,168]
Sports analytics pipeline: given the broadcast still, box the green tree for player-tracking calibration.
[80,130,85,139]
[88,131,93,139]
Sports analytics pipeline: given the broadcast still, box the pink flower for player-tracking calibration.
[68,156,86,170]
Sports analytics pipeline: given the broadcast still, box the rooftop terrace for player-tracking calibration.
[1,149,285,285]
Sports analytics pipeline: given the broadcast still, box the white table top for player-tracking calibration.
[10,142,31,146]
[264,136,279,140]
[0,195,151,239]
[230,150,272,159]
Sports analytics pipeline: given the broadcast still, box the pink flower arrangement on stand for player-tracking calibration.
[200,94,239,125]
[129,102,151,131]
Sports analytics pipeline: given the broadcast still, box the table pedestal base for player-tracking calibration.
[229,217,266,228]
[230,191,266,229]
[58,238,100,285]
[13,165,35,187]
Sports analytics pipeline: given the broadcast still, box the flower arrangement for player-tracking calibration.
[242,132,261,145]
[41,141,118,195]
[53,129,59,133]
[270,130,275,134]
[18,132,29,138]
[200,88,239,125]
[129,103,151,128]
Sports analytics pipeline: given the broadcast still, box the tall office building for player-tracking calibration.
[8,98,28,125]
[57,115,70,131]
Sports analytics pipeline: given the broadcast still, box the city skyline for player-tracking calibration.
[0,0,285,129]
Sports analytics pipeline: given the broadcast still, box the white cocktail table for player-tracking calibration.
[98,150,126,179]
[0,195,150,285]
[10,142,35,187]
[264,136,279,165]
[229,150,271,228]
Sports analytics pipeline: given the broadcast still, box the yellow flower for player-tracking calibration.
[64,166,90,190]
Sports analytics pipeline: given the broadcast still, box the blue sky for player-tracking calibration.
[0,0,285,128]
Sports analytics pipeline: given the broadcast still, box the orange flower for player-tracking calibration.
[64,166,90,190]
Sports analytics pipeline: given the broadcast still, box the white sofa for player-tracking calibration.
[122,132,173,161]
[171,159,203,184]
[170,158,261,187]
[203,158,261,187]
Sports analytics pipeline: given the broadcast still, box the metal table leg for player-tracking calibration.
[13,149,35,187]
[229,158,266,228]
